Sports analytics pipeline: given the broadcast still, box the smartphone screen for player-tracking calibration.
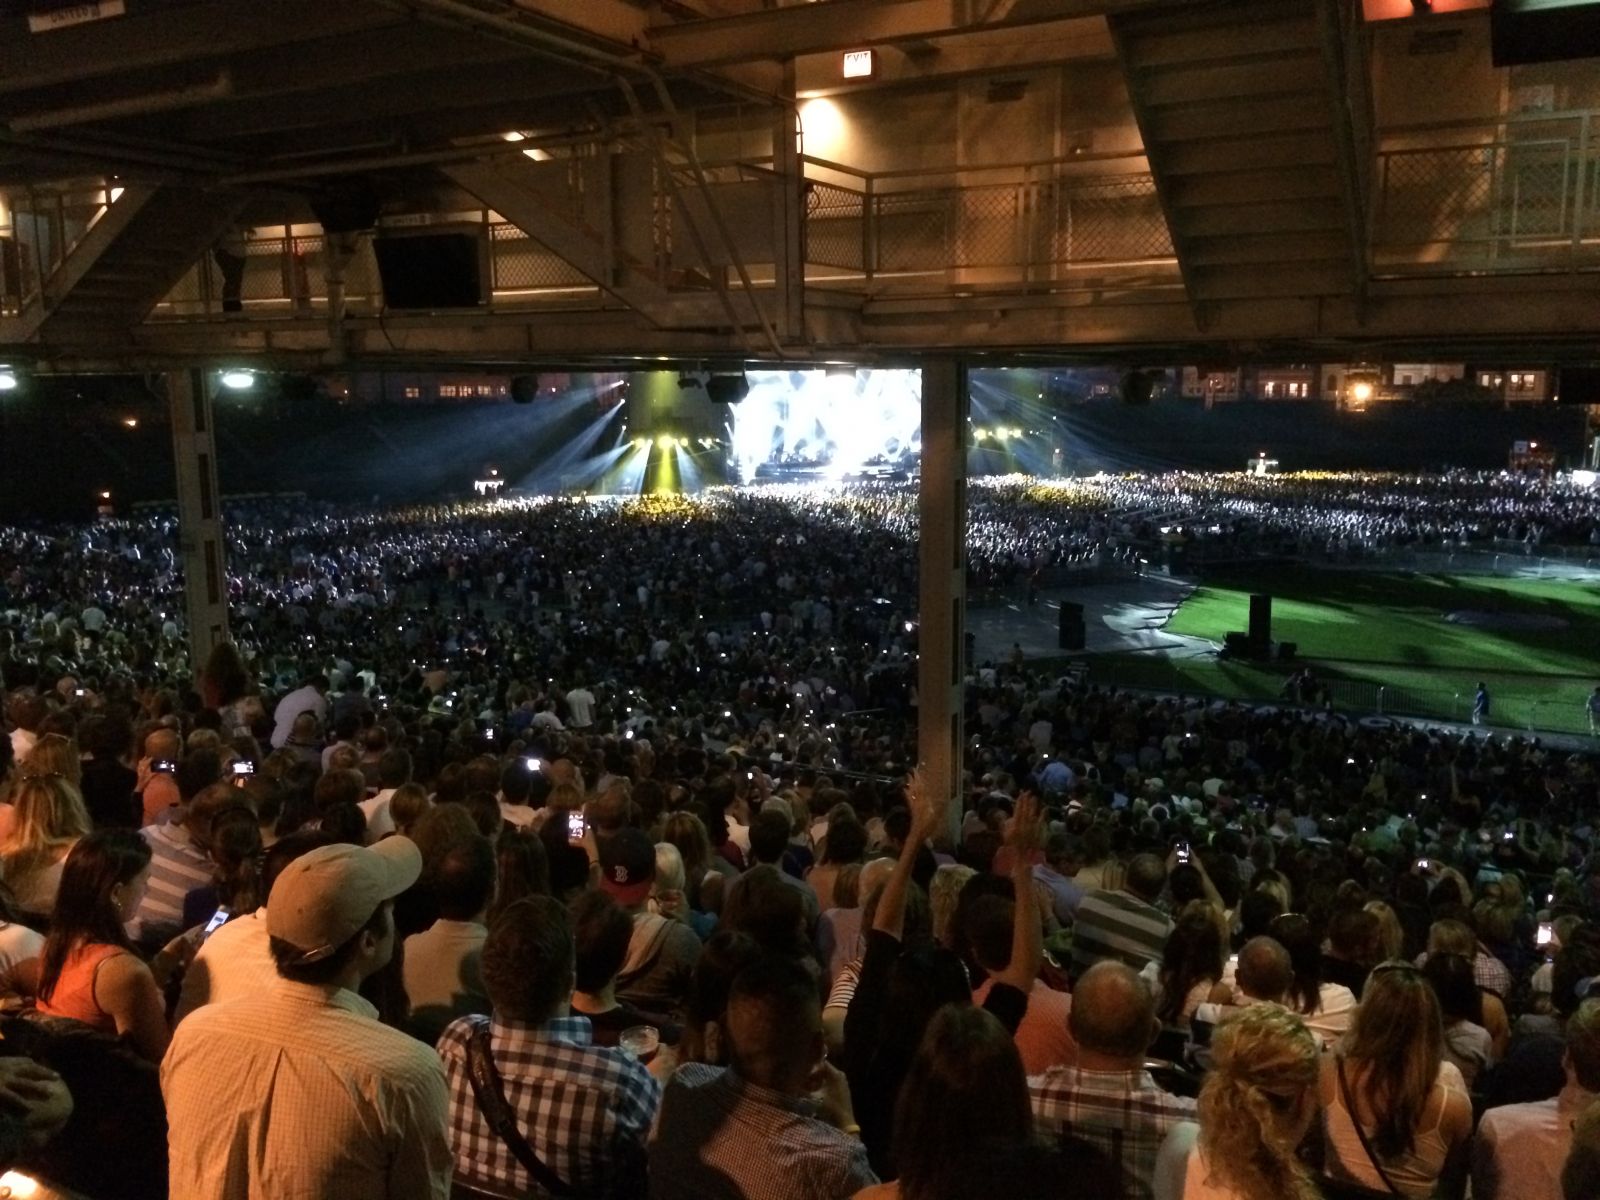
[202,906,231,939]
[1537,921,1554,947]
[232,761,255,777]
[566,810,586,841]
[1175,841,1191,864]
[524,757,542,773]
[152,759,176,774]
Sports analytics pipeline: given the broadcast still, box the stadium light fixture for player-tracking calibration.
[219,369,255,391]
[0,369,17,391]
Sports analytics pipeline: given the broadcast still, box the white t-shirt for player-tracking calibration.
[360,791,396,842]
[500,802,537,830]
[0,921,43,1000]
[565,688,595,728]
[174,908,277,1025]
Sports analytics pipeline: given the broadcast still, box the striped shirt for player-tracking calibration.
[1029,1065,1197,1200]
[135,822,212,944]
[649,1064,878,1200]
[1069,888,1173,982]
[438,1013,658,1199]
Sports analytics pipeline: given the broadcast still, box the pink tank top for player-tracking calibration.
[39,942,127,1034]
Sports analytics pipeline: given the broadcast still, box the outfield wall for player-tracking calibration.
[1056,399,1589,475]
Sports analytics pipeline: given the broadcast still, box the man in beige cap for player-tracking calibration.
[162,836,451,1200]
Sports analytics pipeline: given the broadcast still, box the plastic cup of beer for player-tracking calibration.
[618,1025,660,1063]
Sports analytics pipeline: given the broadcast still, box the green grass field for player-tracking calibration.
[1115,567,1600,736]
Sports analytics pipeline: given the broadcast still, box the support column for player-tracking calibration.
[771,60,805,344]
[917,358,967,837]
[167,368,231,684]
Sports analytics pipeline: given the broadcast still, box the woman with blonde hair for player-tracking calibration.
[1319,961,1472,1198]
[0,774,92,918]
[928,863,976,949]
[1364,900,1406,962]
[1164,1006,1322,1200]
[19,733,83,790]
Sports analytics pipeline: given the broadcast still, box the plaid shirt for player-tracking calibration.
[1029,1065,1197,1200]
[648,1064,878,1200]
[1415,947,1514,998]
[438,1013,660,1199]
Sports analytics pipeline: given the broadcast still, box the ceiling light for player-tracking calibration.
[219,369,255,390]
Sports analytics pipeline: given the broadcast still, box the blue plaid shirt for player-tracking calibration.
[438,1012,660,1199]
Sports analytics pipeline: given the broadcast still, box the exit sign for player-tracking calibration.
[842,49,875,79]
[26,0,125,32]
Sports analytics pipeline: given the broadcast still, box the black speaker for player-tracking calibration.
[1223,631,1253,657]
[1557,367,1600,405]
[309,185,382,234]
[705,374,750,404]
[1058,602,1085,651]
[1249,593,1272,646]
[1277,641,1297,661]
[372,228,486,309]
[510,375,539,405]
[1119,369,1154,406]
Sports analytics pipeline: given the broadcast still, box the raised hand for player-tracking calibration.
[904,764,948,835]
[1007,789,1044,857]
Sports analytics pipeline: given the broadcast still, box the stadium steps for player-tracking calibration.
[22,184,248,345]
[1108,0,1366,310]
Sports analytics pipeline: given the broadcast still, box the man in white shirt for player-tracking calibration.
[403,834,493,1044]
[162,835,449,1200]
[270,674,329,749]
[1473,999,1600,1200]
[565,683,596,729]
[174,830,337,1025]
[360,749,413,842]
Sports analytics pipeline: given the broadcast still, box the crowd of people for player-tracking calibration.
[0,471,1597,1198]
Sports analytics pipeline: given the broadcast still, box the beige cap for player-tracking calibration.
[267,837,421,964]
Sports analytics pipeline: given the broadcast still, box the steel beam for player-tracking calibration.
[0,1,402,97]
[167,368,231,686]
[917,357,967,834]
[650,0,1159,67]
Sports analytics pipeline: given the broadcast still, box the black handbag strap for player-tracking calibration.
[465,1020,574,1198]
[1335,1055,1403,1198]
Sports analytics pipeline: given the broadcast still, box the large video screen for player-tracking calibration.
[730,369,922,483]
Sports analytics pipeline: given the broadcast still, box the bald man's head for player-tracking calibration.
[1069,961,1156,1061]
[1236,936,1293,1004]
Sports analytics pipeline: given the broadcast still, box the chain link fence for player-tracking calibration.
[1372,110,1600,274]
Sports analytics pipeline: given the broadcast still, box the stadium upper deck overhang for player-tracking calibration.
[0,0,1597,374]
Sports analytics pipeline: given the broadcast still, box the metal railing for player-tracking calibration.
[151,213,603,318]
[0,179,121,315]
[136,150,1179,320]
[1370,109,1600,275]
[797,153,1177,289]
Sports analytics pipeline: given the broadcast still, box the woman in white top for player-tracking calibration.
[1320,961,1473,1199]
[1270,912,1358,1042]
[1163,1005,1323,1200]
[0,773,91,919]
